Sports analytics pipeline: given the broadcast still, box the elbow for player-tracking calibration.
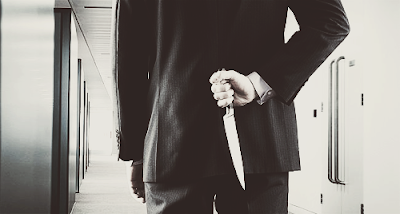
[339,17,351,39]
[323,16,350,44]
[330,2,351,41]
[334,11,351,41]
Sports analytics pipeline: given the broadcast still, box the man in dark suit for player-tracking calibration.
[113,0,349,213]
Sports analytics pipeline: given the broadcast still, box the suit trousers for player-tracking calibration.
[145,172,289,214]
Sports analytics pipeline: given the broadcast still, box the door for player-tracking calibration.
[289,0,364,213]
[320,54,363,214]
[53,9,79,214]
[321,0,364,212]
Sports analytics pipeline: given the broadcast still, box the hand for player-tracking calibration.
[209,69,257,108]
[130,161,145,203]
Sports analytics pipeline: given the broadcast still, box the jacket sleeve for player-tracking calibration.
[259,0,350,104]
[112,0,150,161]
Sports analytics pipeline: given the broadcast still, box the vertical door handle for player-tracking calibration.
[334,56,345,185]
[328,60,336,184]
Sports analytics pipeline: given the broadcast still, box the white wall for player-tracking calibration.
[362,1,400,213]
[89,108,114,155]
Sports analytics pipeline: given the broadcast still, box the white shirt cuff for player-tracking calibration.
[247,71,276,105]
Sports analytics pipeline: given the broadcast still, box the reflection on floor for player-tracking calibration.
[71,153,147,214]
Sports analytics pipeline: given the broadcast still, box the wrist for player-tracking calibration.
[246,76,258,102]
[247,71,275,105]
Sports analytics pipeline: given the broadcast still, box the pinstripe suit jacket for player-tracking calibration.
[113,0,349,182]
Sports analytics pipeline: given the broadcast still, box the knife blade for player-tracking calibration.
[223,103,245,190]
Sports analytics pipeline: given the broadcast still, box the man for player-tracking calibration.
[113,0,349,213]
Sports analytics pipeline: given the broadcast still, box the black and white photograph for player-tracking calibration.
[0,0,399,213]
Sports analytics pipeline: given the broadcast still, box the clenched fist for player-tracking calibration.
[209,69,257,108]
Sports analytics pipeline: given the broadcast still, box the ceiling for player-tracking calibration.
[55,0,114,109]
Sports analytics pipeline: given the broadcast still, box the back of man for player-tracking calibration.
[114,0,349,213]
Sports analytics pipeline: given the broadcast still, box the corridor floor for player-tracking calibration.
[71,153,147,214]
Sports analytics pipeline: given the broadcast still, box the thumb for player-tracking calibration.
[219,69,239,83]
[209,70,222,84]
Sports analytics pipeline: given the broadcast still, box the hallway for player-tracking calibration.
[71,153,147,214]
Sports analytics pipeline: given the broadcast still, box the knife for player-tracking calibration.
[223,103,245,190]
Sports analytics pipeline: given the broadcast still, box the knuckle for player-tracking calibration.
[212,85,219,93]
[229,89,234,96]
[218,99,227,108]
[213,85,220,93]
[219,85,226,92]
[211,84,217,93]
[225,83,231,90]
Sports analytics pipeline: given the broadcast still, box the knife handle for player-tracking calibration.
[226,103,234,116]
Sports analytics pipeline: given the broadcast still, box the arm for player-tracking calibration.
[260,0,350,104]
[113,0,150,161]
[210,0,349,107]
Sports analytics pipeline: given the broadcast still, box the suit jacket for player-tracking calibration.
[113,0,350,183]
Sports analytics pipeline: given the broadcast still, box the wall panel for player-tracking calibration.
[0,0,55,213]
